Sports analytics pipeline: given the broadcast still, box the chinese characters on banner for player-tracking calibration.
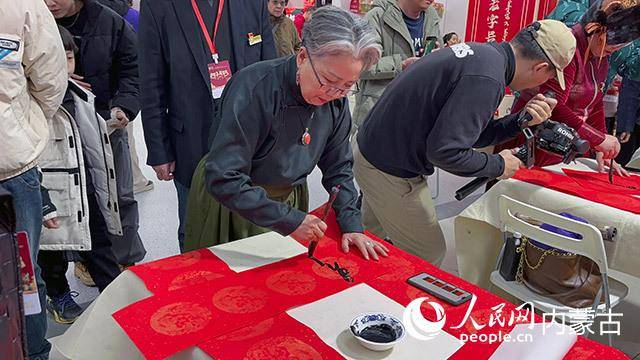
[465,0,538,43]
[537,0,560,20]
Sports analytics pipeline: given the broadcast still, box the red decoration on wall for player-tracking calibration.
[537,0,559,20]
[465,0,538,42]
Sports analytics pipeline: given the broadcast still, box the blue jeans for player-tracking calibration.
[1,168,51,359]
[174,181,189,252]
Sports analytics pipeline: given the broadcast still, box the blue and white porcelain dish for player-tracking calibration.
[349,312,406,351]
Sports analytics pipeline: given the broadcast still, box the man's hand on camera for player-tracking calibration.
[498,148,524,179]
[522,93,557,127]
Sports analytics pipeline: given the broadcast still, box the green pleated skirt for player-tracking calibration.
[183,157,309,252]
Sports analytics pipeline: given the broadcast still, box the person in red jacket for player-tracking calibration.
[294,5,315,37]
[497,0,640,175]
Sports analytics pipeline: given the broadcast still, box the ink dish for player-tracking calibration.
[350,313,405,351]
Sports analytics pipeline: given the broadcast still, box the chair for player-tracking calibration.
[490,195,630,345]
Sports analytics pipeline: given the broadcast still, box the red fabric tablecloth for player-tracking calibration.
[115,206,628,360]
[514,167,640,214]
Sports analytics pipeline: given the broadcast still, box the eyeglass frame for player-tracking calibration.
[304,46,360,97]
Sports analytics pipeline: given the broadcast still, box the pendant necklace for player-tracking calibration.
[299,111,315,146]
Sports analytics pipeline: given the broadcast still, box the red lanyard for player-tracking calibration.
[190,0,225,62]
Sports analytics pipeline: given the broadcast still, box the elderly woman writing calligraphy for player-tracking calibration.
[185,6,389,261]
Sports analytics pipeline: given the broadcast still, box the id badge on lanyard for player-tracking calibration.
[191,0,231,99]
[208,57,231,99]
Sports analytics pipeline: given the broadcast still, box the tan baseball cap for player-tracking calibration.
[530,19,576,90]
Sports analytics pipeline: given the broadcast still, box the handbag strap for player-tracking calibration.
[516,237,597,299]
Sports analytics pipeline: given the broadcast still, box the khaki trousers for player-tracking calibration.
[353,143,446,266]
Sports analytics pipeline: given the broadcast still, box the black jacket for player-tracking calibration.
[206,57,363,235]
[62,0,139,120]
[97,0,129,17]
[358,42,521,179]
[139,0,276,186]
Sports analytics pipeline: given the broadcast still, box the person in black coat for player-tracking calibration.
[45,0,146,270]
[139,0,276,250]
[97,0,129,17]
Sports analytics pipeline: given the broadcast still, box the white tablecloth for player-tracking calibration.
[455,158,640,289]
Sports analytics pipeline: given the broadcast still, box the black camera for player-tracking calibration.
[535,120,590,164]
[455,95,592,201]
[514,120,591,167]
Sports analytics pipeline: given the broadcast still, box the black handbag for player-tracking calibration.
[499,232,523,281]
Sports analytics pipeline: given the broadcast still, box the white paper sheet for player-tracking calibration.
[489,322,577,360]
[287,284,464,359]
[207,232,306,272]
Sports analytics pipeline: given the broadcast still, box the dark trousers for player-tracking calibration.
[175,181,189,252]
[108,128,146,265]
[617,124,640,167]
[38,173,121,296]
[606,118,640,168]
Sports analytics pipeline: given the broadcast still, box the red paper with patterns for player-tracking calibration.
[115,204,627,360]
[113,248,390,359]
[127,248,235,293]
[201,313,343,359]
[513,167,640,214]
[562,168,640,196]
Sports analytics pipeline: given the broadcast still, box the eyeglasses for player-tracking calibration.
[269,0,288,6]
[306,49,360,97]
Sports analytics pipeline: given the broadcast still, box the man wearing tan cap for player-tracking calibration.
[353,20,576,266]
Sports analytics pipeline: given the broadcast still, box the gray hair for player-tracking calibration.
[302,6,381,70]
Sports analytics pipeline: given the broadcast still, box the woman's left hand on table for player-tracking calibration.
[341,233,389,261]
[596,152,630,177]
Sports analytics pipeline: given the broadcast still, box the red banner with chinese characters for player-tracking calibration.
[538,0,559,19]
[465,0,538,42]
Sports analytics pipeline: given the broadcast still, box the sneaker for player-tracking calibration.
[74,262,96,287]
[46,291,84,324]
[134,180,154,194]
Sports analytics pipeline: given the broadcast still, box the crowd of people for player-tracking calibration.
[1,0,639,359]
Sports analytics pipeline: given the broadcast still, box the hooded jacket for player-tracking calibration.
[352,0,441,131]
[0,0,68,180]
[547,0,640,92]
[39,81,122,250]
[61,0,139,121]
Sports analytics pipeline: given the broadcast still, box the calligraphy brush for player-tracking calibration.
[609,120,617,184]
[308,185,341,258]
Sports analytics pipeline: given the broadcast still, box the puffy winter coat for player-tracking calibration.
[39,81,122,250]
[0,0,67,180]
